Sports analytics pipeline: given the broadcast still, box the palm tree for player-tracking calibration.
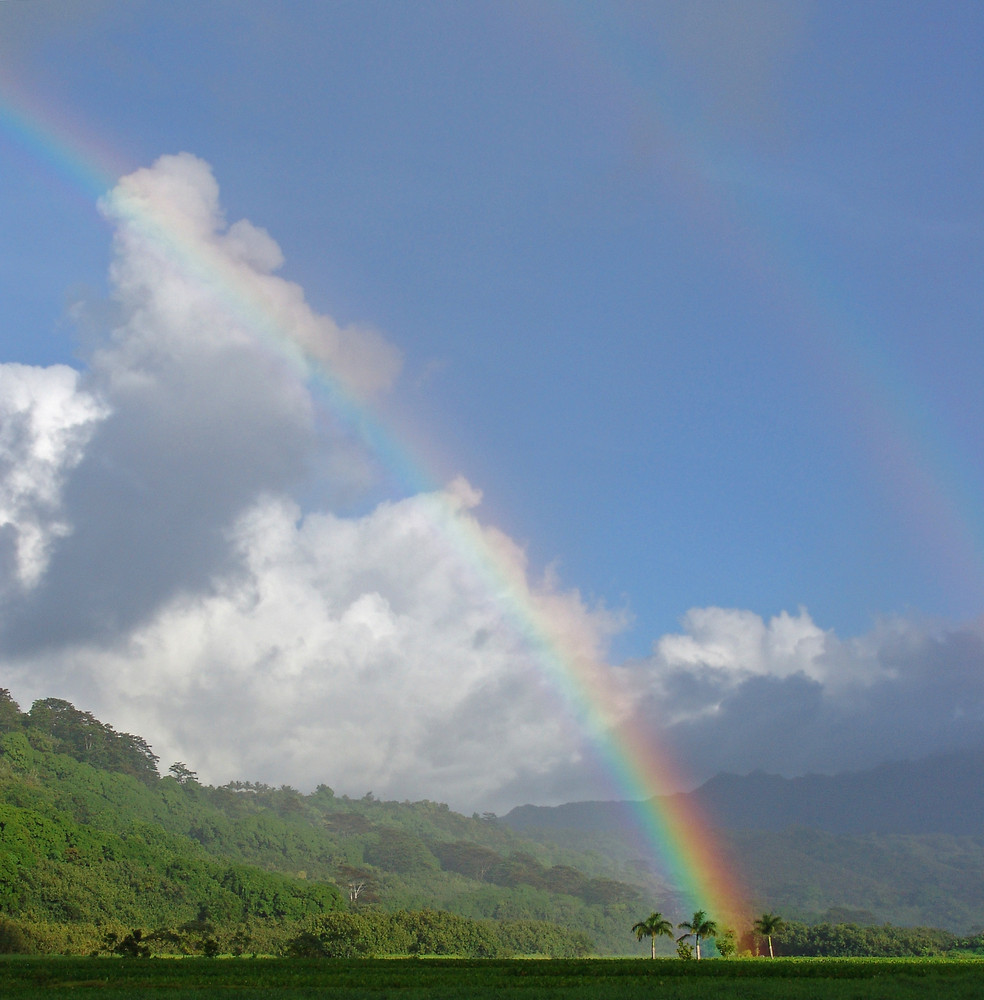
[753,912,786,958]
[632,912,674,959]
[677,909,718,960]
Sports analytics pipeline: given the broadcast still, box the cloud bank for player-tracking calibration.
[1,153,981,812]
[624,606,984,785]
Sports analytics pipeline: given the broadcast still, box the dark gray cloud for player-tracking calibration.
[0,153,397,653]
[626,609,984,786]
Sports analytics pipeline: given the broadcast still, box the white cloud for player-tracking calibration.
[654,606,828,680]
[0,363,105,590]
[0,153,618,812]
[6,488,613,811]
[99,153,401,397]
[2,152,982,813]
[0,155,405,651]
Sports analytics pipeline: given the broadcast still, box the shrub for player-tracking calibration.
[0,917,32,953]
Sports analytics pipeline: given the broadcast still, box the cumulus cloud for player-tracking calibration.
[2,152,981,813]
[101,153,401,397]
[1,154,403,652]
[0,153,617,811]
[0,363,105,591]
[5,489,618,810]
[624,607,984,786]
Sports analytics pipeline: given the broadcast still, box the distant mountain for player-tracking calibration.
[505,746,984,837]
[502,748,984,931]
[679,747,984,835]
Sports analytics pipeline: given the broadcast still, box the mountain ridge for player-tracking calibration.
[504,745,984,837]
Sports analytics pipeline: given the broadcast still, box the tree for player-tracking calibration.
[336,865,377,904]
[632,911,674,959]
[678,909,718,960]
[104,929,150,958]
[0,690,24,732]
[716,927,738,957]
[753,912,787,958]
[169,762,198,784]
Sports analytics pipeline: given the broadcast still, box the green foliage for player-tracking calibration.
[431,840,502,881]
[495,918,592,958]
[0,708,346,936]
[26,698,159,783]
[285,912,388,957]
[5,693,968,963]
[753,911,787,957]
[716,927,738,957]
[103,928,151,957]
[398,909,501,957]
[430,838,640,912]
[0,690,24,733]
[169,762,198,784]
[729,826,984,930]
[0,917,31,954]
[364,827,439,874]
[0,730,32,770]
[769,920,956,957]
[513,801,984,935]
[284,908,592,958]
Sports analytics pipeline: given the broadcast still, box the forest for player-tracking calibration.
[0,691,646,955]
[0,690,980,959]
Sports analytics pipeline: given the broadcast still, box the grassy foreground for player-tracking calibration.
[2,956,984,999]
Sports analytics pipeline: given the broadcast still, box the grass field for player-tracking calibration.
[2,956,984,999]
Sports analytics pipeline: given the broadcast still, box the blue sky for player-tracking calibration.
[0,2,982,807]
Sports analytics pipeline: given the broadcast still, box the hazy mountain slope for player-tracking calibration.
[506,746,984,837]
[678,747,984,835]
[503,748,984,931]
[731,827,984,930]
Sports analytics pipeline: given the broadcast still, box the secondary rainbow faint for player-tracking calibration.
[1,82,747,923]
[539,2,984,614]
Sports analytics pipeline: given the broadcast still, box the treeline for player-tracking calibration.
[0,909,590,959]
[431,841,638,905]
[745,920,957,958]
[286,910,591,958]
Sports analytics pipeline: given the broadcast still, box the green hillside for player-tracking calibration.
[730,827,984,931]
[0,692,653,955]
[507,808,984,932]
[1,690,977,958]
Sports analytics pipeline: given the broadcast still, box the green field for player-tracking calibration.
[3,956,983,999]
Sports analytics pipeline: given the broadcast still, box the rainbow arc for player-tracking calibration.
[1,79,755,923]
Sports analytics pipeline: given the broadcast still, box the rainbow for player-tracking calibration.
[1,76,753,923]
